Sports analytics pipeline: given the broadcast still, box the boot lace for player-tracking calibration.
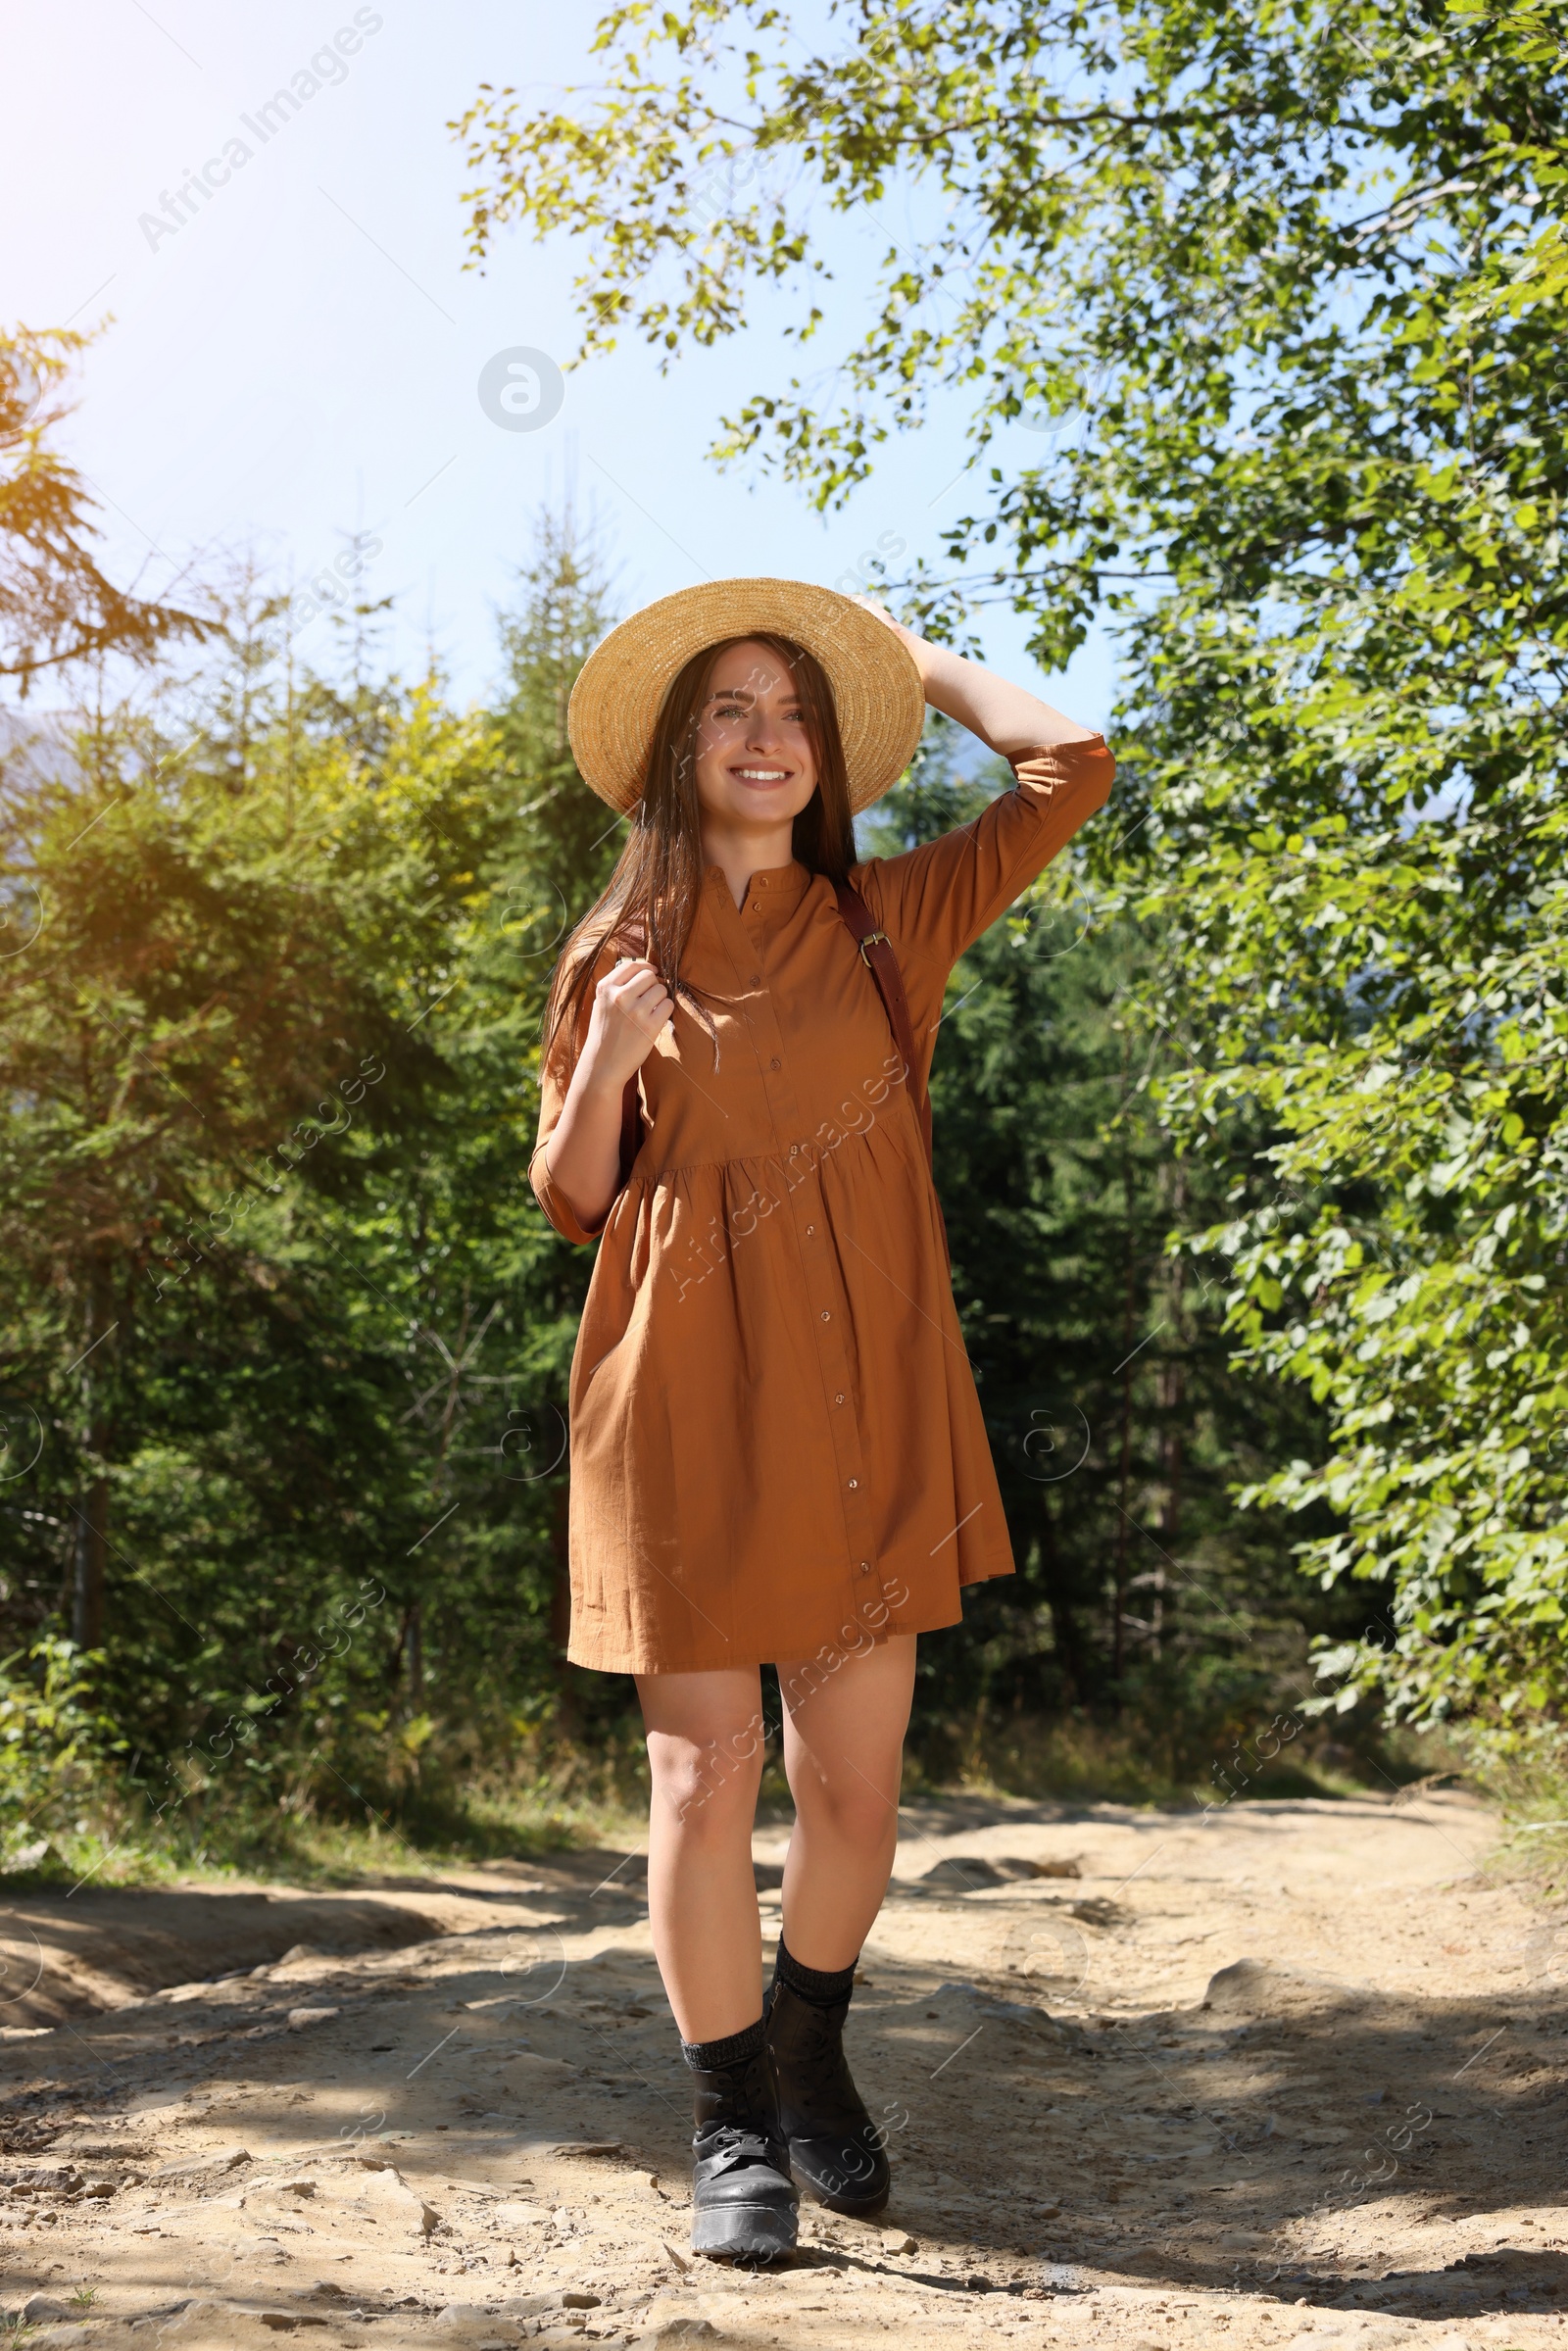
[698,2120,778,2173]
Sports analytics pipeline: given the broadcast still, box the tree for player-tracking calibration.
[0,327,211,688]
[493,501,623,910]
[452,0,1568,1729]
[0,618,471,1681]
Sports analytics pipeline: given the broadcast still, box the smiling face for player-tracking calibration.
[690,638,820,834]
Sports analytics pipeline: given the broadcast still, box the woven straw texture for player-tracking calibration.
[565,576,927,815]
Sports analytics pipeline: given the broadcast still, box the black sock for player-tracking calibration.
[680,2014,765,2073]
[773,1936,857,2007]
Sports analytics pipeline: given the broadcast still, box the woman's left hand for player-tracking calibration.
[849,594,942,690]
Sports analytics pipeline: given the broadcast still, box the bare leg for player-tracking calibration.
[636,1666,768,2043]
[776,1633,916,1970]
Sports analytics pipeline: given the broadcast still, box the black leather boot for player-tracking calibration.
[684,2018,799,2265]
[765,1951,891,2217]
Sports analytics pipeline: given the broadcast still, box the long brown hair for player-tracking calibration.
[543,633,854,1063]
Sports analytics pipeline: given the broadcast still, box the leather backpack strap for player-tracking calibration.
[832,879,932,1164]
[608,922,649,1191]
[617,1071,643,1188]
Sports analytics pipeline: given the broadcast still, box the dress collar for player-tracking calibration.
[704,858,811,911]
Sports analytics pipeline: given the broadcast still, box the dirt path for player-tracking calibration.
[1,1788,1564,2350]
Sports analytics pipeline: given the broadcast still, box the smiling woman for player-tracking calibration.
[690,633,838,891]
[526,573,1111,2268]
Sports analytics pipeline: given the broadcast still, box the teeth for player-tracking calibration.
[736,768,788,780]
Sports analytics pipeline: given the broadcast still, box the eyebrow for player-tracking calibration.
[705,677,801,701]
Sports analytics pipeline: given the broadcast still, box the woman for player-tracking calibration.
[532,578,1112,2263]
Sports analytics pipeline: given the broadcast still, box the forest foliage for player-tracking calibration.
[4,0,1566,1867]
[0,490,1349,1863]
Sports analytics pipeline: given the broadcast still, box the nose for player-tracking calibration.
[744,705,784,753]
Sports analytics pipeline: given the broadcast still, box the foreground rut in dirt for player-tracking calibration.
[1,1788,1564,2349]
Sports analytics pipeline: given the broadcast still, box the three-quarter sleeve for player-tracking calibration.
[528,953,616,1247]
[853,734,1115,975]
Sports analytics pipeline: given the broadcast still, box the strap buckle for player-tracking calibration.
[858,930,891,966]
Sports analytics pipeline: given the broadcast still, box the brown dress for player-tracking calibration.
[530,735,1115,1675]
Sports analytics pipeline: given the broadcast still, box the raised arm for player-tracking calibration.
[852,599,1099,756]
[848,601,1114,979]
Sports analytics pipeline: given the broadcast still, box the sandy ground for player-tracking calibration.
[1,1788,1565,2351]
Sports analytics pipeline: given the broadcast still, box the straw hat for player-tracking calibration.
[566,577,927,816]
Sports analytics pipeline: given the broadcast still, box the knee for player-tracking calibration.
[649,1722,765,1836]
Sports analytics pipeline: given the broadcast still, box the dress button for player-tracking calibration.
[820,1310,831,1322]
[751,973,761,986]
[750,901,761,914]
[769,1055,781,1071]
[858,1560,871,1576]
[847,1477,858,1490]
[834,1392,846,1404]
[806,1224,815,1236]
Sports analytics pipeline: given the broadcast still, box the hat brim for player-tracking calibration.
[565,577,927,816]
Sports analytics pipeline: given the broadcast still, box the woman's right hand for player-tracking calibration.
[581,955,675,1095]
[540,956,673,1232]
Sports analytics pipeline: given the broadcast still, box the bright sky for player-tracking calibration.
[5,1,1116,723]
